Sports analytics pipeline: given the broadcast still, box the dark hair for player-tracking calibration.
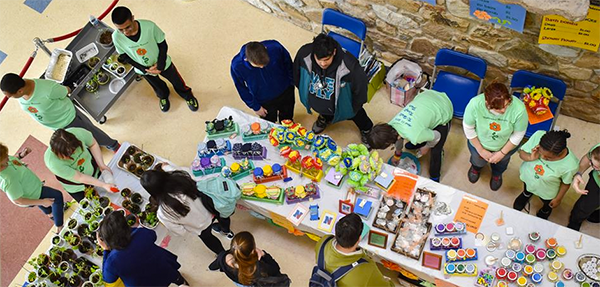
[0,142,8,162]
[140,169,199,219]
[335,213,362,248]
[312,33,337,59]
[1,73,25,94]
[50,129,83,160]
[245,42,270,66]
[231,231,258,285]
[539,129,571,155]
[99,211,131,250]
[366,123,399,150]
[484,83,511,110]
[111,6,132,25]
[591,145,600,160]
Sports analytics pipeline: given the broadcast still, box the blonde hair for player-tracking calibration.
[231,231,258,285]
[0,143,8,161]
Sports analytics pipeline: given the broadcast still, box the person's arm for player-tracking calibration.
[230,66,260,111]
[102,253,119,284]
[88,138,110,174]
[209,251,227,271]
[363,264,394,287]
[519,145,540,162]
[72,171,113,190]
[292,49,302,89]
[572,155,592,195]
[13,197,54,207]
[260,251,282,275]
[156,40,168,71]
[117,53,148,71]
[550,182,570,208]
[279,44,294,84]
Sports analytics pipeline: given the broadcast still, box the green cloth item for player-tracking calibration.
[44,127,96,194]
[590,143,600,186]
[0,156,43,202]
[112,19,171,75]
[463,94,528,151]
[388,90,453,145]
[314,235,394,287]
[18,79,75,129]
[519,130,579,200]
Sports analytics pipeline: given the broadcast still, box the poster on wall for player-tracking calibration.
[469,0,527,33]
[538,0,600,52]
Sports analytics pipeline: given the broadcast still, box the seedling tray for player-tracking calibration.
[253,166,288,184]
[192,157,226,177]
[285,185,320,204]
[232,146,268,160]
[117,145,156,178]
[241,187,284,205]
[207,123,239,140]
[102,54,133,79]
[228,161,255,181]
[285,161,324,182]
[445,248,479,262]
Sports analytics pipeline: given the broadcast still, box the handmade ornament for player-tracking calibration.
[206,116,239,139]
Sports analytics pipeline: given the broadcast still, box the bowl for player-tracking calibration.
[109,78,126,94]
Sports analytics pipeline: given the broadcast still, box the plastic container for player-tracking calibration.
[525,244,536,254]
[533,262,544,274]
[548,271,558,282]
[456,264,466,274]
[109,78,126,94]
[506,250,516,260]
[546,238,558,249]
[512,263,523,273]
[532,272,543,284]
[516,252,526,262]
[466,248,476,258]
[529,232,540,242]
[507,271,518,282]
[447,249,457,261]
[457,249,466,259]
[551,260,563,272]
[496,281,508,287]
[465,264,476,275]
[547,249,557,260]
[435,223,445,233]
[517,276,528,286]
[526,254,536,264]
[524,265,534,276]
[445,263,456,274]
[556,246,566,257]
[501,257,512,268]
[535,249,547,261]
[496,267,508,279]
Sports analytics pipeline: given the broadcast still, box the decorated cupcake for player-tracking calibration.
[254,184,267,198]
[241,182,256,196]
[266,186,281,199]
[295,185,306,198]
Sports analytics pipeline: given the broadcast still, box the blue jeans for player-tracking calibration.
[37,186,65,227]
[467,141,518,176]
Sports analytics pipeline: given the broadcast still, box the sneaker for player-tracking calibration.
[430,177,440,183]
[159,98,170,112]
[490,175,503,191]
[311,115,330,134]
[186,96,199,112]
[468,166,480,183]
[587,209,600,223]
[211,224,221,233]
[224,231,235,240]
[360,129,371,148]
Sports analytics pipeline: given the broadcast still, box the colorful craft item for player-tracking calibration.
[546,237,558,249]
[241,182,256,196]
[279,146,292,157]
[284,182,319,203]
[525,254,536,265]
[496,268,507,279]
[516,276,527,287]
[335,144,383,190]
[272,163,282,175]
[251,122,261,134]
[556,246,567,257]
[253,167,264,178]
[524,265,534,276]
[525,244,536,254]
[548,271,558,282]
[533,262,544,274]
[547,249,557,260]
[507,271,518,282]
[535,248,546,261]
[523,86,553,116]
[288,150,301,162]
[254,184,267,198]
[531,273,543,284]
[529,232,540,242]
[550,260,563,272]
[263,165,273,177]
[231,163,240,173]
[562,268,573,280]
[266,186,281,199]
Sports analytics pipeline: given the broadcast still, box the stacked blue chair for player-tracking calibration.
[509,70,566,138]
[321,8,366,58]
[430,48,487,118]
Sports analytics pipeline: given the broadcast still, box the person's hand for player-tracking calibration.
[145,64,161,75]
[489,152,505,164]
[530,146,540,161]
[101,183,117,192]
[549,198,562,208]
[479,149,493,162]
[419,146,431,157]
[255,107,268,118]
[97,232,109,250]
[99,165,112,173]
[40,198,54,207]
[390,153,401,166]
[572,174,588,195]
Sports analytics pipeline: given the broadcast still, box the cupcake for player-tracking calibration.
[266,186,281,199]
[295,185,306,198]
[254,185,267,198]
[241,182,256,196]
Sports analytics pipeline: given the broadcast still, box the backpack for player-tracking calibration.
[254,274,292,287]
[196,176,241,218]
[308,236,367,287]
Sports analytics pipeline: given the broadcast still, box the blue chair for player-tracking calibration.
[509,70,566,138]
[430,48,487,118]
[321,8,366,58]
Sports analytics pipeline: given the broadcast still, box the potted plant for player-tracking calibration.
[62,248,77,262]
[83,212,95,223]
[134,165,145,177]
[52,235,64,247]
[125,213,137,227]
[37,265,51,278]
[119,154,131,166]
[36,253,50,266]
[77,223,90,237]
[87,57,100,69]
[89,221,100,233]
[82,282,94,287]
[89,271,102,285]
[49,252,62,266]
[128,203,141,215]
[131,192,143,205]
[27,271,37,283]
[94,71,110,85]
[65,232,82,248]
[67,274,83,287]
[132,153,143,164]
[139,211,159,229]
[120,188,132,198]
[58,261,70,273]
[94,245,104,257]
[67,218,79,230]
[98,196,110,208]
[85,79,99,93]
[79,240,93,255]
[116,66,126,76]
[103,206,114,216]
[93,206,103,217]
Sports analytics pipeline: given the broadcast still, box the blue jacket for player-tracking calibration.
[231,40,294,111]
[102,228,181,286]
[293,41,368,123]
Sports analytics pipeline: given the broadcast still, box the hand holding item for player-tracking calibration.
[530,146,540,161]
[97,232,109,250]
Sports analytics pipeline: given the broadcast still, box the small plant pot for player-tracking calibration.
[120,188,132,198]
[120,155,131,166]
[67,234,82,247]
[89,272,102,285]
[68,275,83,287]
[37,253,50,266]
[103,206,114,216]
[109,63,118,72]
[79,199,91,210]
[67,218,78,230]
[52,235,64,247]
[131,193,143,205]
[28,271,37,283]
[89,221,100,233]
[83,212,95,223]
[96,29,113,48]
[95,71,110,85]
[58,261,70,273]
[98,196,110,208]
[87,57,100,69]
[125,213,138,227]
[85,79,99,93]
[132,153,143,164]
[94,246,104,257]
[134,165,145,177]
[116,66,126,76]
[77,223,89,236]
[62,249,77,261]
[80,240,93,254]
[37,265,51,278]
[82,281,94,287]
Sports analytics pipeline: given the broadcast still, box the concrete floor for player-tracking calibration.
[1,0,599,285]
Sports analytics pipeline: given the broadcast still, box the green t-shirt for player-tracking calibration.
[44,127,96,193]
[0,156,43,202]
[519,130,579,200]
[590,143,600,186]
[388,90,453,144]
[18,79,76,129]
[112,19,172,75]
[464,94,528,151]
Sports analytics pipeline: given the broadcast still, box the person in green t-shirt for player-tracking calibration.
[513,130,579,220]
[1,73,120,152]
[314,213,394,287]
[111,6,199,113]
[44,128,116,202]
[366,90,453,182]
[0,143,65,232]
[463,83,528,191]
[568,143,600,231]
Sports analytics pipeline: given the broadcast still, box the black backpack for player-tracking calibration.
[254,274,292,287]
[309,236,367,287]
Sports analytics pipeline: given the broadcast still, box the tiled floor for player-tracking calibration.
[1,0,599,286]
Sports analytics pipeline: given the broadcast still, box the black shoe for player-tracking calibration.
[159,98,170,112]
[186,96,199,112]
[588,209,600,223]
[467,166,480,183]
[490,175,502,191]
[311,115,329,134]
[360,129,371,148]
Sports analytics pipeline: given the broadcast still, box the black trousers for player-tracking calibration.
[568,171,600,230]
[143,63,193,100]
[321,107,373,132]
[513,184,553,219]
[66,108,118,150]
[261,85,295,124]
[404,122,451,179]
[197,192,228,254]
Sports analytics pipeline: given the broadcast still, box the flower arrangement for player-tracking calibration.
[335,144,383,190]
[523,86,553,115]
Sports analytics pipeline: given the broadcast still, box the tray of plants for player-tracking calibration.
[117,145,156,178]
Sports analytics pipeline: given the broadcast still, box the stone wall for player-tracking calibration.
[241,0,600,123]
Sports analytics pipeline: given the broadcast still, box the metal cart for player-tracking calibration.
[52,20,137,124]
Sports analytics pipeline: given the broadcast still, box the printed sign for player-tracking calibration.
[454,195,489,233]
[538,2,600,52]
[470,0,527,33]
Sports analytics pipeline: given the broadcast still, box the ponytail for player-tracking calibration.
[539,129,571,155]
[231,231,258,285]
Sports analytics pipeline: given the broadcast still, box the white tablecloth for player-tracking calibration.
[208,106,599,287]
